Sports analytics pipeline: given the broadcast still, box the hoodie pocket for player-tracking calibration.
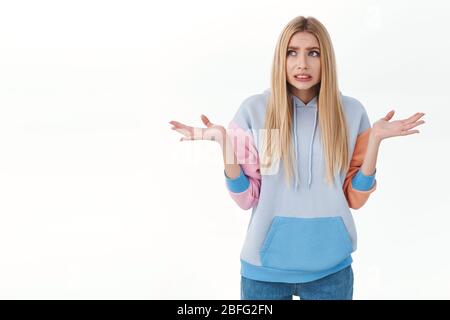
[259,216,353,271]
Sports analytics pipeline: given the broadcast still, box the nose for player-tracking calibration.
[296,53,308,70]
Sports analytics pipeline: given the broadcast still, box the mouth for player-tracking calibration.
[294,74,312,82]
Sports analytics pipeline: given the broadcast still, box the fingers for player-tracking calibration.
[169,120,191,131]
[201,114,213,128]
[169,122,192,138]
[169,120,193,138]
[402,120,425,131]
[169,119,208,142]
[400,114,425,135]
[400,129,420,136]
[172,127,190,136]
[383,110,395,121]
[403,112,425,124]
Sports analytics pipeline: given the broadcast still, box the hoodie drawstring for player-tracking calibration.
[293,105,300,190]
[293,97,318,190]
[307,108,318,189]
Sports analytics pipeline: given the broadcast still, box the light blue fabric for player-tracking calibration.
[227,89,375,284]
[351,168,376,191]
[224,166,250,193]
[241,265,353,300]
[259,216,353,271]
[241,256,352,284]
[292,94,319,190]
[240,215,354,283]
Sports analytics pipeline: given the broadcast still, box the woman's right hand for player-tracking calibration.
[169,114,227,145]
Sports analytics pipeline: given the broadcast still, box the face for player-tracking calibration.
[285,31,321,100]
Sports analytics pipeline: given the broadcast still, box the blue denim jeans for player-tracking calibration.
[240,265,353,300]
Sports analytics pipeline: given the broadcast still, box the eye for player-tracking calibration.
[287,50,320,57]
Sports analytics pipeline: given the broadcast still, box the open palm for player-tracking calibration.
[372,110,426,141]
[169,115,226,144]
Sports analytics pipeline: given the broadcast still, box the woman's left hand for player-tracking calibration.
[371,110,426,142]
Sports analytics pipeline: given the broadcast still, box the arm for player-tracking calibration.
[350,131,379,192]
[169,113,261,210]
[360,130,380,177]
[222,135,240,179]
[343,108,426,209]
[359,109,425,179]
[223,122,261,210]
[343,128,378,210]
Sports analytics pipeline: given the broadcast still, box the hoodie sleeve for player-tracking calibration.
[343,106,377,210]
[224,99,262,210]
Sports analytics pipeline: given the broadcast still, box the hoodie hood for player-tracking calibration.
[292,94,318,190]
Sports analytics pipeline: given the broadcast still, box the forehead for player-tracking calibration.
[288,31,319,47]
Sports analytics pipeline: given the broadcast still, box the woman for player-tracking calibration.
[169,16,425,300]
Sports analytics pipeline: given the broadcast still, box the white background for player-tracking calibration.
[0,0,449,299]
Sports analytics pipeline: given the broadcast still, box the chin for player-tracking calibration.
[289,79,319,90]
[292,83,316,90]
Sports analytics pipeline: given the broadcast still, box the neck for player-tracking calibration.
[290,85,319,104]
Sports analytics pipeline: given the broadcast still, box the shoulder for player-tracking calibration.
[340,92,371,134]
[340,93,367,115]
[238,89,270,115]
[231,89,269,130]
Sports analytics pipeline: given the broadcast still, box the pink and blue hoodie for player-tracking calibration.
[224,89,377,283]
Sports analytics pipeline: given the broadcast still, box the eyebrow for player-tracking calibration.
[287,46,320,50]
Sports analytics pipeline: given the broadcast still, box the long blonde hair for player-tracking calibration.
[261,16,349,188]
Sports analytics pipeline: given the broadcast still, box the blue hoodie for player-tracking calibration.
[224,89,377,283]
